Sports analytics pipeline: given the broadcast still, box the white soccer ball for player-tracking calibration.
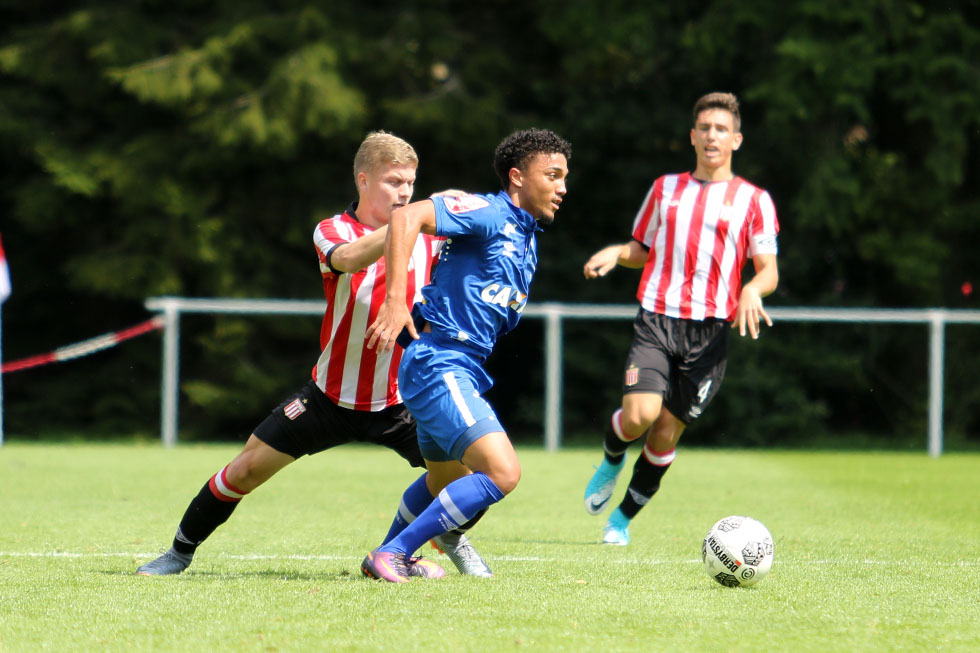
[701,516,774,588]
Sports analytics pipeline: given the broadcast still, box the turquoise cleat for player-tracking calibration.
[584,458,625,515]
[602,508,631,546]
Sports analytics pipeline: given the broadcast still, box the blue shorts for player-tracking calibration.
[398,335,503,462]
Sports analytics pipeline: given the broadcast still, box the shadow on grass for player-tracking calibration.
[100,568,365,582]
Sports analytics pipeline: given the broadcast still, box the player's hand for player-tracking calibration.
[366,300,416,352]
[734,285,772,339]
[583,246,621,279]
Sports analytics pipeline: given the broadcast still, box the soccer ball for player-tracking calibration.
[701,516,774,588]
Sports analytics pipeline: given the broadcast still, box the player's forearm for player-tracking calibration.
[745,255,779,297]
[383,207,420,302]
[619,241,648,268]
[331,227,387,273]
[585,241,646,278]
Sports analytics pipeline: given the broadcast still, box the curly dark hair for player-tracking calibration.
[492,128,572,189]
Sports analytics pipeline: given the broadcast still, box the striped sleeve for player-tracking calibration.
[314,217,360,276]
[631,177,664,248]
[747,191,779,256]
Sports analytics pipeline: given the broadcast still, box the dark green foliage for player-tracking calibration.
[1,2,978,446]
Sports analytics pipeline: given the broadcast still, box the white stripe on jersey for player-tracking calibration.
[313,233,355,401]
[710,184,755,319]
[338,261,378,406]
[656,181,699,318]
[688,186,716,322]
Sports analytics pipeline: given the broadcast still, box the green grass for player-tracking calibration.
[0,443,978,652]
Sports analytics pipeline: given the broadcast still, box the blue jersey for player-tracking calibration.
[416,190,541,359]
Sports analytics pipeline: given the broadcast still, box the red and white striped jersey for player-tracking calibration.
[312,208,444,411]
[631,173,779,322]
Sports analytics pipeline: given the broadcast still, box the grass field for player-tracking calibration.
[0,442,977,652]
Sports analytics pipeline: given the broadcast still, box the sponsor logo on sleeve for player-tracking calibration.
[442,194,490,214]
[754,235,777,250]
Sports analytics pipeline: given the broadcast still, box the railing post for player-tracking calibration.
[0,305,5,447]
[160,299,180,448]
[543,305,563,452]
[927,310,945,458]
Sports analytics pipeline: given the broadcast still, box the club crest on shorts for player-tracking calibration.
[625,365,639,387]
[283,398,307,420]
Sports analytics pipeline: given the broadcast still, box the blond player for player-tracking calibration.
[137,132,491,577]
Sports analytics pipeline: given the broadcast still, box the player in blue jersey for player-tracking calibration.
[359,128,571,582]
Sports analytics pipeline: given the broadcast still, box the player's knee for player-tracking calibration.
[225,455,278,492]
[621,408,657,439]
[224,460,258,491]
[487,463,521,495]
[647,414,685,449]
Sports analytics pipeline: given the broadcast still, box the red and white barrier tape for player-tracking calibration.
[1,316,164,374]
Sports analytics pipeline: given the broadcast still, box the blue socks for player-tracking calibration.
[382,473,433,545]
[380,472,504,556]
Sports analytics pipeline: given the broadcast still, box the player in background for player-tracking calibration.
[582,93,780,545]
[136,131,491,577]
[359,128,571,582]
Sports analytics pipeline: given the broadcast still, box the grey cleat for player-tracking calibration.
[136,547,193,576]
[431,531,493,577]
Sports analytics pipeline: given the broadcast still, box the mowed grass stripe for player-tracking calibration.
[0,443,977,652]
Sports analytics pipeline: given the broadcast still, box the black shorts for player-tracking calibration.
[252,380,424,468]
[622,309,729,424]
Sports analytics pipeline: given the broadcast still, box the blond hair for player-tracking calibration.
[692,92,741,132]
[353,131,419,182]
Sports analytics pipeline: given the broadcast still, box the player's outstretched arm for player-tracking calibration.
[583,241,647,279]
[734,253,779,339]
[366,200,438,352]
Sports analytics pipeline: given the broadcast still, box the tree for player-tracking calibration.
[1,1,977,445]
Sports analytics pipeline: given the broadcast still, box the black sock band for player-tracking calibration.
[618,447,675,520]
[171,479,242,555]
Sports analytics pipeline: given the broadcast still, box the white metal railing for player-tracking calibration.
[144,297,980,456]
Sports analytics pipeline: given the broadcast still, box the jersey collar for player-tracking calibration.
[344,201,361,223]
